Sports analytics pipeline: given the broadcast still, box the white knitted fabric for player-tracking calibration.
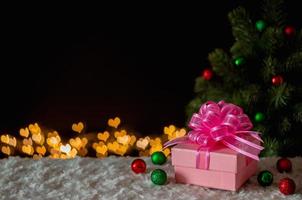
[0,156,301,200]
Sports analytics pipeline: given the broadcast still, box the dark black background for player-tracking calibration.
[1,1,300,135]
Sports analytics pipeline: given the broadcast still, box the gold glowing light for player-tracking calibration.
[23,138,33,146]
[108,117,121,128]
[136,137,150,150]
[97,131,110,142]
[0,134,17,147]
[0,118,186,159]
[28,123,41,135]
[19,128,30,138]
[36,146,46,155]
[72,122,84,133]
[69,137,82,150]
[117,135,131,145]
[164,125,176,136]
[1,134,10,144]
[114,130,127,138]
[32,133,44,145]
[22,145,34,155]
[1,146,11,155]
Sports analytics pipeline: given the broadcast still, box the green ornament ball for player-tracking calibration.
[255,112,265,122]
[256,20,266,32]
[151,169,167,185]
[151,151,167,165]
[257,170,273,187]
[233,56,246,67]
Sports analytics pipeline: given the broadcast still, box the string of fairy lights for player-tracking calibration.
[0,117,187,159]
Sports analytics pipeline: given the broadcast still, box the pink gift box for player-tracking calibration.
[171,140,259,191]
[174,159,257,191]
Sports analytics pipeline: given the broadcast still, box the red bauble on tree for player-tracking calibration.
[272,75,284,85]
[202,68,213,80]
[276,158,292,173]
[279,178,296,195]
[131,159,146,174]
[284,25,296,38]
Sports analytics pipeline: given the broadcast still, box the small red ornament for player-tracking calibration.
[202,68,213,80]
[279,177,296,195]
[284,26,296,38]
[131,159,146,174]
[272,75,284,85]
[276,158,292,173]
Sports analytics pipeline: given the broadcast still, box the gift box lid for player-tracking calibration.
[171,143,255,173]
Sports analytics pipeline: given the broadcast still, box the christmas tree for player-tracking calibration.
[186,0,302,157]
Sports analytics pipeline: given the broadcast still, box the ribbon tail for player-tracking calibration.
[232,134,264,151]
[222,136,262,161]
[163,136,189,149]
[236,131,263,143]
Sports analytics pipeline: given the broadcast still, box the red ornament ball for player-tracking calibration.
[202,68,213,80]
[272,75,284,85]
[279,177,296,195]
[284,26,296,38]
[277,158,292,173]
[131,159,146,174]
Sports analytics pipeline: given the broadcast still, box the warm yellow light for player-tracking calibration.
[1,146,11,155]
[114,130,127,138]
[32,134,44,145]
[69,137,82,150]
[117,135,131,145]
[130,135,136,146]
[97,131,110,142]
[47,131,59,138]
[136,137,150,150]
[164,125,176,136]
[28,123,41,135]
[96,144,108,155]
[19,128,30,138]
[36,146,46,155]
[71,122,84,133]
[1,134,10,144]
[47,136,61,147]
[22,145,34,155]
[108,117,121,128]
[23,138,33,146]
[0,117,185,159]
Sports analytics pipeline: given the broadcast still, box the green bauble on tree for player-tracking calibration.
[255,20,266,32]
[186,0,302,157]
[233,56,246,67]
[255,112,265,122]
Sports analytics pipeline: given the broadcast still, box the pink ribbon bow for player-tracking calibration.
[164,100,264,169]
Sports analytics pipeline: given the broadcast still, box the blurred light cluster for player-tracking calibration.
[0,117,186,159]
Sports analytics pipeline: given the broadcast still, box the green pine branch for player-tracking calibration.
[293,103,302,122]
[228,7,258,56]
[262,0,286,27]
[269,84,293,108]
[208,49,232,76]
[261,56,277,81]
[260,27,283,54]
[279,117,291,134]
[285,51,302,72]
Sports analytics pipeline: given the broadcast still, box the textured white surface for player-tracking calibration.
[0,156,301,200]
